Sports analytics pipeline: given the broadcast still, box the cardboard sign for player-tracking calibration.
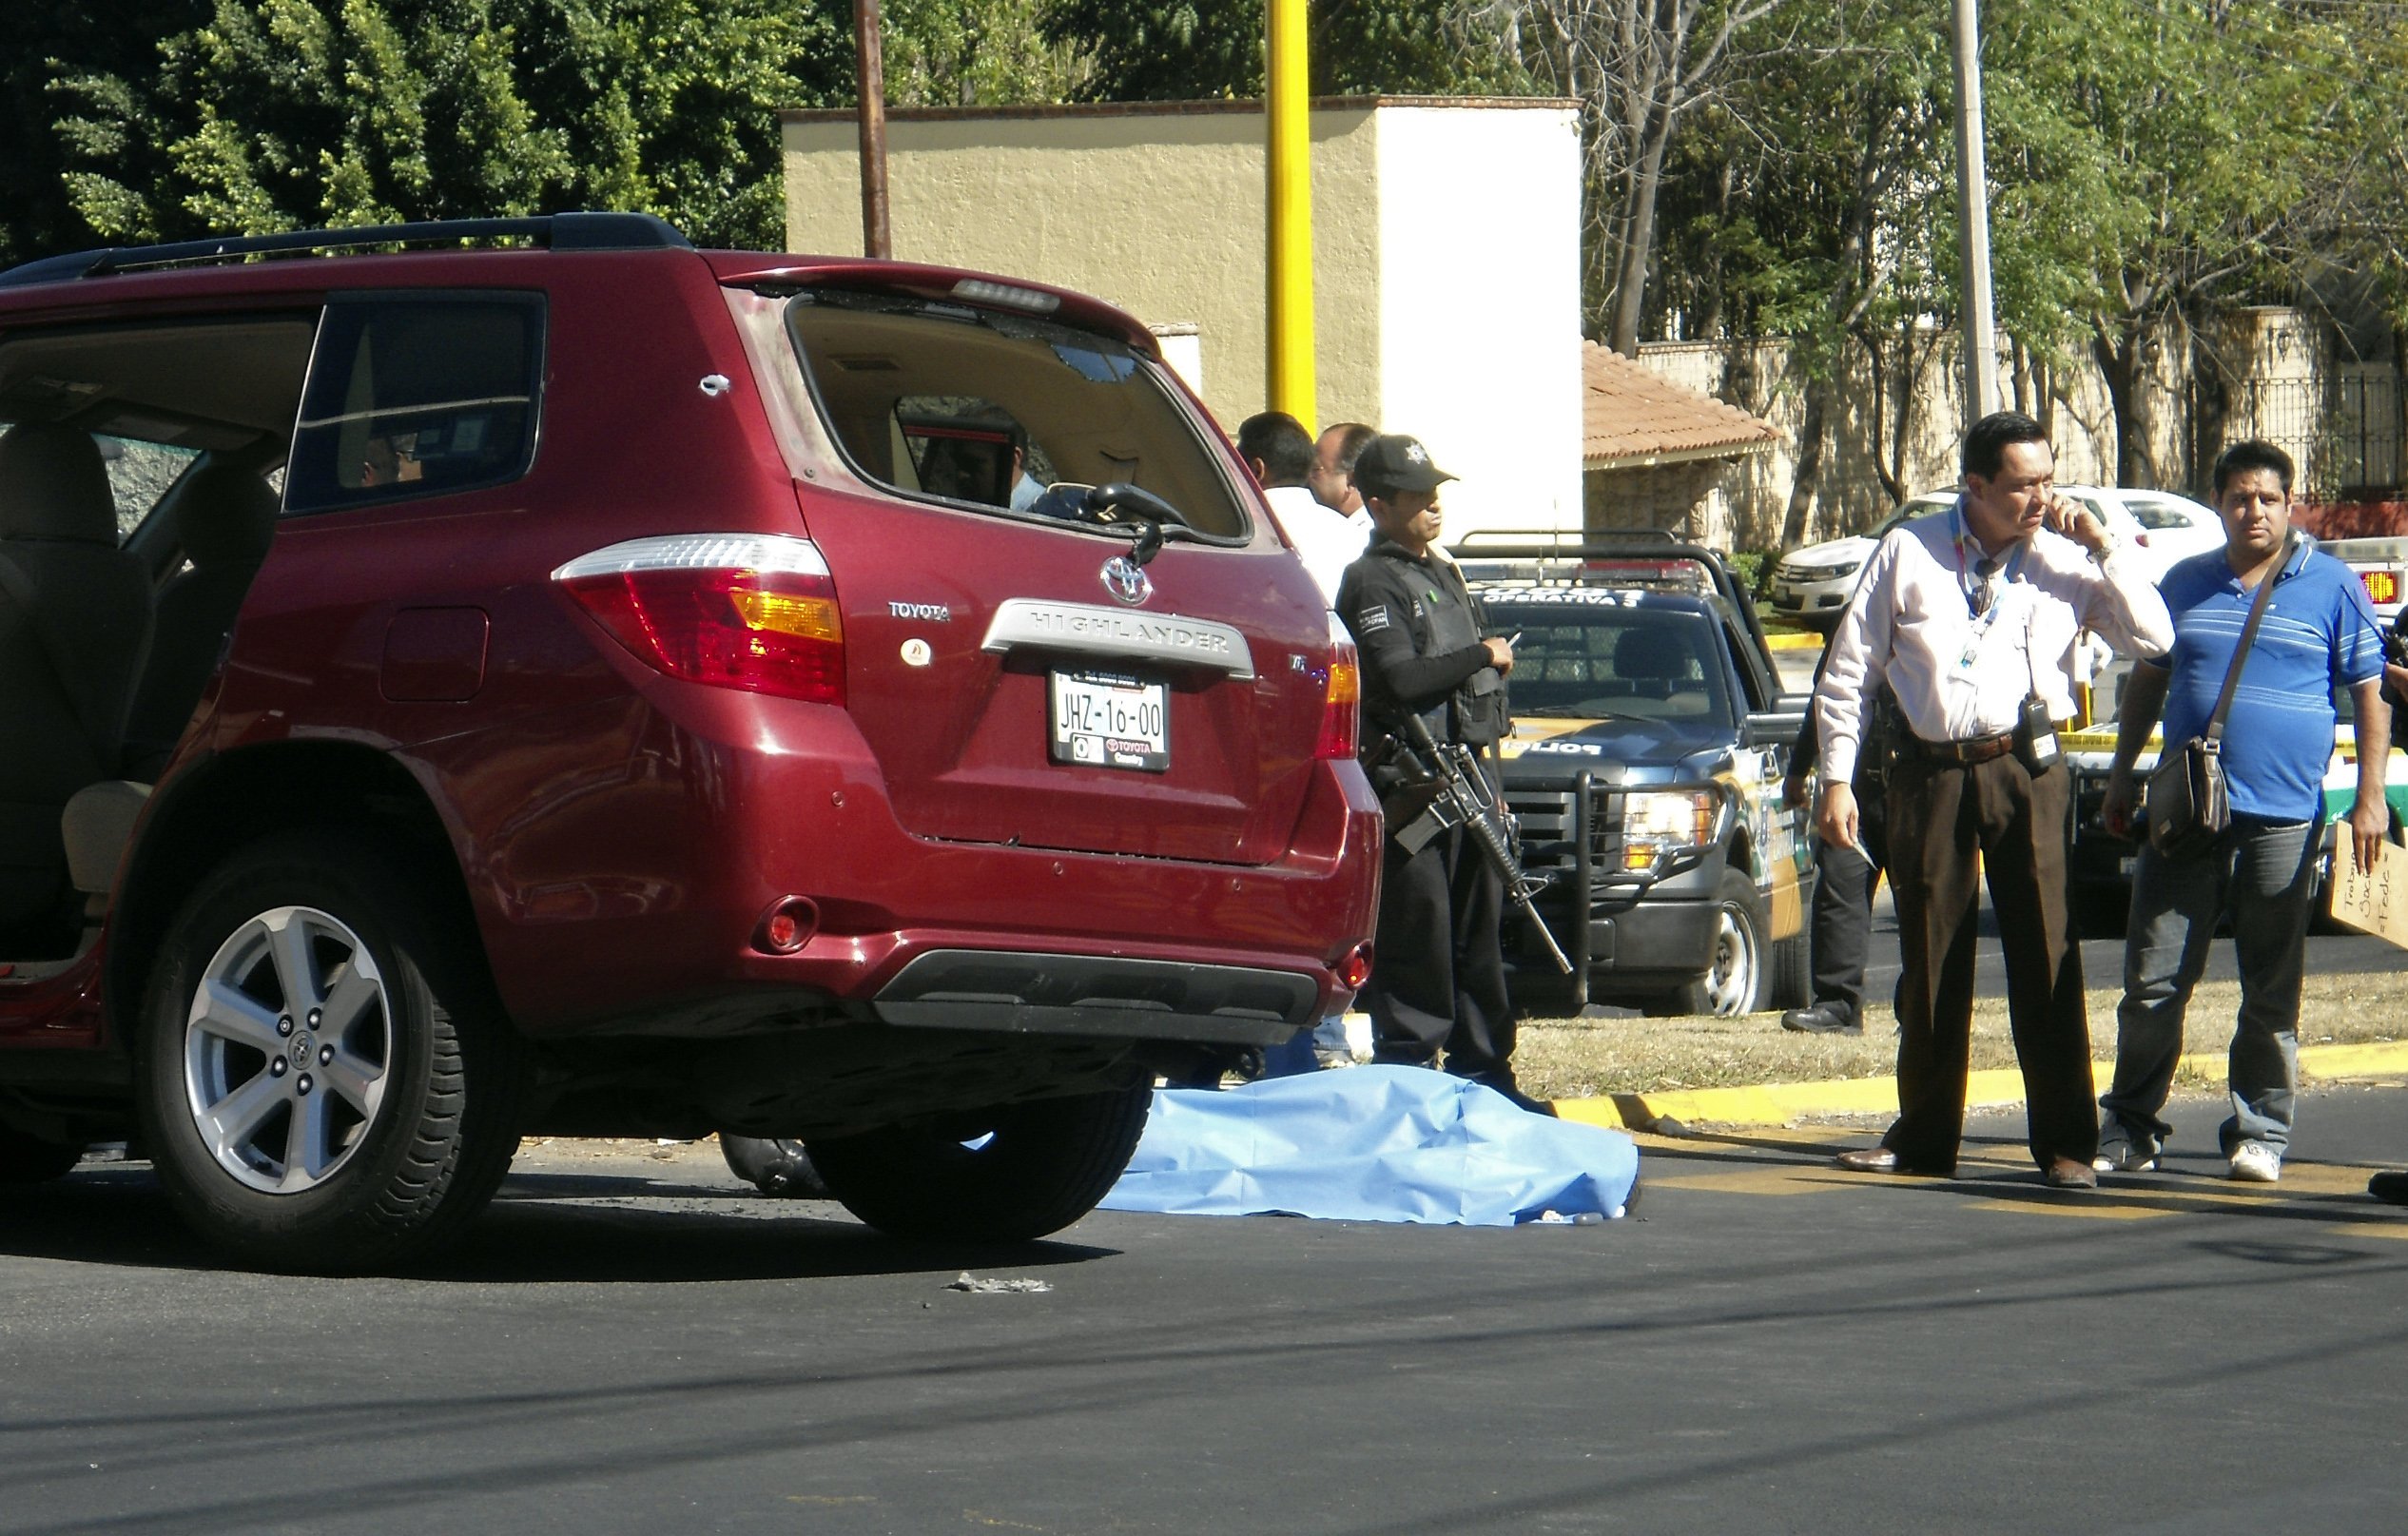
[2330,836,2408,949]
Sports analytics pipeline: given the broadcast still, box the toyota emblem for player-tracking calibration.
[1100,555,1154,606]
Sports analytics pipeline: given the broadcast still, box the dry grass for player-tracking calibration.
[1512,969,2401,1103]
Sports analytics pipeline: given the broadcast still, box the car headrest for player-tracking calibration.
[0,423,117,546]
[174,463,282,568]
[1614,626,1692,682]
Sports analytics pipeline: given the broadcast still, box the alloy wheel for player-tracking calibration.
[183,904,392,1194]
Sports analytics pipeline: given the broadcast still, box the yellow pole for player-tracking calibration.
[1266,0,1315,433]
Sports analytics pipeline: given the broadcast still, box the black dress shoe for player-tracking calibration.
[2370,1171,2408,1205]
[1458,1073,1556,1117]
[1782,1004,1861,1035]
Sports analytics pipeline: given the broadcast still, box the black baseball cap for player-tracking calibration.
[1352,434,1457,496]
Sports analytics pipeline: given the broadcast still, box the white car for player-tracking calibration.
[1765,486,2221,629]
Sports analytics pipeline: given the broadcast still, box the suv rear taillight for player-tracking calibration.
[1317,613,1360,760]
[553,535,845,706]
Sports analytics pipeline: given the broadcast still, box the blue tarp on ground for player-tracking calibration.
[1098,1065,1640,1226]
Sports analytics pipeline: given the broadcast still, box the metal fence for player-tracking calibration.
[2231,369,2404,495]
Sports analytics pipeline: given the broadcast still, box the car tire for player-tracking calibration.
[0,1127,84,1185]
[720,1135,829,1197]
[1674,869,1771,1018]
[135,834,524,1273]
[806,1080,1154,1243]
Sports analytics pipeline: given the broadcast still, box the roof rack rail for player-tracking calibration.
[0,211,692,290]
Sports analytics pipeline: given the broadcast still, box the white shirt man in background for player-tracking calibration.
[1240,412,1364,606]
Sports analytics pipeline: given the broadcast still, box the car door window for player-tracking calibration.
[285,293,545,515]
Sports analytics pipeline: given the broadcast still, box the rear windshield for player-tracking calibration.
[1482,602,1737,728]
[785,292,1248,538]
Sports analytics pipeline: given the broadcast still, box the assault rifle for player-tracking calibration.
[1388,713,1575,975]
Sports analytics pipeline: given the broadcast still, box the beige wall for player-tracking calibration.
[783,105,1383,437]
[781,100,1583,542]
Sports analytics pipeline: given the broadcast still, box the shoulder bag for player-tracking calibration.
[2147,537,2289,857]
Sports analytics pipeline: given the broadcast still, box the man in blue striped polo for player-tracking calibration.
[2096,439,2390,1183]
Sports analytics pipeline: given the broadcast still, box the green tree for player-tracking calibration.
[1982,0,2406,485]
[1041,0,1526,100]
[0,3,208,266]
[884,0,1097,106]
[53,0,857,250]
[1649,0,1953,538]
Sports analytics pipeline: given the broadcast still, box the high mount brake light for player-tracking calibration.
[553,534,845,706]
[1317,613,1360,760]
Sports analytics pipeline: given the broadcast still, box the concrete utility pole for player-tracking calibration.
[1265,0,1315,431]
[1950,0,1998,420]
[855,0,892,259]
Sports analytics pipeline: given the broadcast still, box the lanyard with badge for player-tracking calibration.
[1949,506,2023,669]
[1952,506,2060,768]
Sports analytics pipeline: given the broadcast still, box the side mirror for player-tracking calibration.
[1746,710,1806,748]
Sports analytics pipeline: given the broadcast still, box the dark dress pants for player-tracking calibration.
[1809,783,1889,1024]
[1881,751,2096,1173]
[1365,817,1517,1083]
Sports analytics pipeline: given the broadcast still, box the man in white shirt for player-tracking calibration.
[1815,411,2174,1188]
[1240,412,1364,606]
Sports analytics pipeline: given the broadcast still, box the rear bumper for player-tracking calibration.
[872,949,1317,1044]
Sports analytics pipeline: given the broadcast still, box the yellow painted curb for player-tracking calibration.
[1762,630,1824,651]
[1549,1040,2408,1131]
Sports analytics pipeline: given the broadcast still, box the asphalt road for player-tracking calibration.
[6,1091,2408,1534]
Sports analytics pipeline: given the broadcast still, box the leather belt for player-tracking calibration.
[1907,730,2016,765]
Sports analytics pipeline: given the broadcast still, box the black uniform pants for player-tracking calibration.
[1808,781,1889,1024]
[1881,750,2096,1174]
[1366,814,1518,1082]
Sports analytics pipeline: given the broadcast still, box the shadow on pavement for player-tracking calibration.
[0,1162,1119,1282]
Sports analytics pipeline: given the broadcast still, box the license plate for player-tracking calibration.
[1049,669,1169,772]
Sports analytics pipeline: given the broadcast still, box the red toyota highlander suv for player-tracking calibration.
[0,213,1379,1270]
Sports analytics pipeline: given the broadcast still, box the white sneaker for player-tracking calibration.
[2228,1141,2282,1183]
[2093,1122,2159,1174]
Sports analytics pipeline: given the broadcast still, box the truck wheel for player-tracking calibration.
[1675,870,1770,1018]
[0,1127,83,1184]
[807,1081,1153,1243]
[720,1136,829,1196]
[1770,928,1812,1012]
[135,835,524,1273]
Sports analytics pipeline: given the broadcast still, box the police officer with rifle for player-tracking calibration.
[1335,435,1551,1114]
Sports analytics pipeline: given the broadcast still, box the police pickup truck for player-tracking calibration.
[1457,535,1818,1017]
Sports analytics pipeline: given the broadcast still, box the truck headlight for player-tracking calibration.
[1622,789,1717,870]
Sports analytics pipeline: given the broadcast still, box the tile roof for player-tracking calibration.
[1583,341,1780,466]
